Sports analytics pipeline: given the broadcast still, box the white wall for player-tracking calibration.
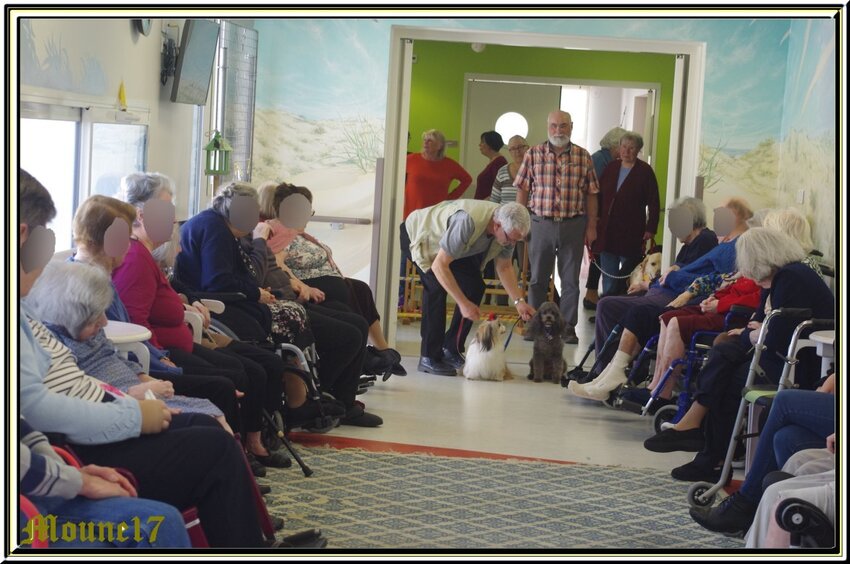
[586,86,625,153]
[19,18,200,220]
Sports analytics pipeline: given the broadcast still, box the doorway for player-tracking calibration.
[379,26,706,348]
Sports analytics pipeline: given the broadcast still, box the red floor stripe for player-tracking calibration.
[289,433,744,492]
[289,433,578,465]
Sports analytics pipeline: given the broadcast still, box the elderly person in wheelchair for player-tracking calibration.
[653,228,834,484]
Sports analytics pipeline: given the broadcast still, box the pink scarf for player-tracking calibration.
[265,219,296,255]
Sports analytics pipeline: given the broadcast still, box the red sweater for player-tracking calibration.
[112,240,194,353]
[714,277,762,314]
[595,158,660,257]
[404,153,472,219]
[473,155,508,200]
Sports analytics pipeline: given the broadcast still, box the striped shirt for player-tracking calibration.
[27,318,109,403]
[489,164,518,205]
[513,141,599,219]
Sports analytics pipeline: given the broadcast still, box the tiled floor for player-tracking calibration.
[323,289,710,475]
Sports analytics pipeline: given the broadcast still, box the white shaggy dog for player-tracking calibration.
[463,318,512,381]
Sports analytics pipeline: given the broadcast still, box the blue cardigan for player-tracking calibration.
[175,209,262,301]
[653,236,737,294]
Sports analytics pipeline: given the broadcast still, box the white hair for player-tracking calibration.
[599,127,627,150]
[210,182,258,219]
[762,207,814,253]
[494,202,531,236]
[670,196,707,229]
[735,227,807,282]
[121,172,174,208]
[25,261,113,339]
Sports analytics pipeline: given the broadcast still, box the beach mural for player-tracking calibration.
[253,17,836,278]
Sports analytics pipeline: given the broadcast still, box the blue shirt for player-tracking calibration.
[653,237,737,294]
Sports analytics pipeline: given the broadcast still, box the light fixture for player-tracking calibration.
[204,131,232,176]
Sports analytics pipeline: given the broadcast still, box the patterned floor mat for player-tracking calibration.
[262,445,744,551]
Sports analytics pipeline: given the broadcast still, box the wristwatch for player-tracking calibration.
[513,297,525,306]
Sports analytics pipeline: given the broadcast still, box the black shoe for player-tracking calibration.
[417,356,456,376]
[390,362,407,377]
[272,515,285,531]
[252,449,292,469]
[523,332,534,342]
[562,328,579,345]
[339,404,383,427]
[268,528,328,548]
[441,347,465,369]
[643,428,705,453]
[247,453,267,478]
[258,484,272,495]
[671,460,726,483]
[363,346,395,381]
[689,493,758,537]
[583,298,598,310]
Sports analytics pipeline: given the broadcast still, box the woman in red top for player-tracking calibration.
[403,129,472,220]
[112,173,292,470]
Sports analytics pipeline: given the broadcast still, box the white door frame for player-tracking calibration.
[379,25,706,347]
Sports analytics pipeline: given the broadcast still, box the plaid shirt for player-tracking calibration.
[513,142,599,219]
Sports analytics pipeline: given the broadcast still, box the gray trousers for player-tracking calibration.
[527,214,587,330]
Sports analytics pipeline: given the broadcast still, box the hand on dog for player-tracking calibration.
[628,281,649,294]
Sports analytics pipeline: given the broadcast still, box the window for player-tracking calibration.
[560,86,589,149]
[20,102,149,250]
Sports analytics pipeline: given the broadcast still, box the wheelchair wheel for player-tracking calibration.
[687,481,716,508]
[653,404,678,433]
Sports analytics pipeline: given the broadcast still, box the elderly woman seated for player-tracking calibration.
[18,168,321,549]
[651,228,834,483]
[643,206,819,408]
[115,172,329,465]
[256,181,404,377]
[175,182,382,427]
[568,197,749,401]
[25,260,230,431]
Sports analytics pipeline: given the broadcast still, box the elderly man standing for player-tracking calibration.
[401,200,536,376]
[515,110,600,344]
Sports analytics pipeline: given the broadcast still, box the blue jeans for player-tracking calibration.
[737,389,835,504]
[599,252,641,296]
[22,496,190,548]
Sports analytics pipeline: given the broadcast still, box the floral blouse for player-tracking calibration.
[284,234,343,281]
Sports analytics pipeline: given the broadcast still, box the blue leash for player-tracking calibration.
[503,317,522,352]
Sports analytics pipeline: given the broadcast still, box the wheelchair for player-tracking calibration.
[607,306,755,433]
[686,308,835,510]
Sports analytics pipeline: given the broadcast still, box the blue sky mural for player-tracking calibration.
[255,17,795,152]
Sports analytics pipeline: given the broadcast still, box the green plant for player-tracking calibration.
[341,116,384,173]
[699,135,727,193]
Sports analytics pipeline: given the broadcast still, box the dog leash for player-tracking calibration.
[587,240,658,280]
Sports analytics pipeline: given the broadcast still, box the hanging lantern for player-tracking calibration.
[204,131,233,176]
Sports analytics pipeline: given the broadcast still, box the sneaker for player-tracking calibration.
[562,328,579,345]
[339,404,383,427]
[643,428,705,453]
[689,493,758,537]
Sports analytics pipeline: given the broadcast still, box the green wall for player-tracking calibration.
[409,40,677,229]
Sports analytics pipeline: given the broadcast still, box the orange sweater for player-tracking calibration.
[403,153,472,219]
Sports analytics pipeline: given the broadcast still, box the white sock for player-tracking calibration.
[610,350,631,370]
